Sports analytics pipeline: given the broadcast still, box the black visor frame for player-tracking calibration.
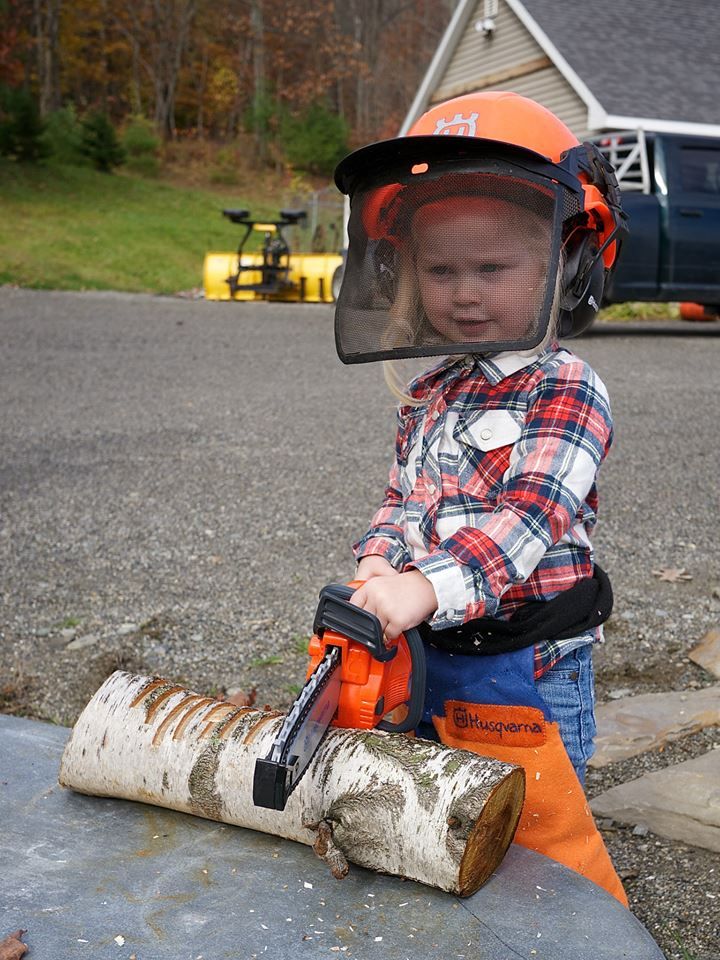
[335,152,580,365]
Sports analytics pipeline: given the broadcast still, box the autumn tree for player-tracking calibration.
[0,0,33,88]
[0,0,456,164]
[111,0,198,139]
[33,0,62,113]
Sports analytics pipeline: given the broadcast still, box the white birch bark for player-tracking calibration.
[59,671,524,896]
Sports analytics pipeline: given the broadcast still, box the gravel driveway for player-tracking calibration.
[1,287,719,958]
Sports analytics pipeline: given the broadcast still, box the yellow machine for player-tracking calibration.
[203,208,344,304]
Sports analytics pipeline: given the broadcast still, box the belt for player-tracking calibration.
[417,564,613,655]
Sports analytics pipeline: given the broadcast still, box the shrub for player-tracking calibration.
[122,115,160,177]
[278,102,348,177]
[209,144,240,184]
[242,90,276,140]
[81,111,126,173]
[0,86,49,162]
[44,105,86,164]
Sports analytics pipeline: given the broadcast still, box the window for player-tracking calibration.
[680,147,720,194]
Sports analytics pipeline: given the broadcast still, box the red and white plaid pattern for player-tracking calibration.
[353,347,614,677]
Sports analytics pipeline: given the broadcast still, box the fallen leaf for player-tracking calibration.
[214,686,257,706]
[0,930,28,960]
[227,687,257,707]
[652,567,693,583]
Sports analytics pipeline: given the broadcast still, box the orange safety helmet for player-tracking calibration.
[334,92,627,350]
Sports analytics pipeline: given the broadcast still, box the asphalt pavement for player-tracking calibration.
[1,287,718,720]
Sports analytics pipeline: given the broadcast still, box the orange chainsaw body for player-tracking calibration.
[306,628,413,729]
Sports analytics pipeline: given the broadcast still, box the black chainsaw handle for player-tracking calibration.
[375,625,426,734]
[314,583,397,662]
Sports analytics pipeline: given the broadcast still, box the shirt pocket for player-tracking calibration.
[454,409,523,500]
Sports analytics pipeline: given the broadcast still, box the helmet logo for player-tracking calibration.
[433,112,479,137]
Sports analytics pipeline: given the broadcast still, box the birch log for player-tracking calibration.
[59,671,524,896]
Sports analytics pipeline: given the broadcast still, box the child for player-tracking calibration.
[333,92,629,904]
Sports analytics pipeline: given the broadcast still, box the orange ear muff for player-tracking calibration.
[583,184,620,268]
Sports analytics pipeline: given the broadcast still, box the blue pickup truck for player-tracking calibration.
[596,131,720,315]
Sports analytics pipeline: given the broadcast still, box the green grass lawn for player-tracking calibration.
[0,160,283,295]
[0,159,681,319]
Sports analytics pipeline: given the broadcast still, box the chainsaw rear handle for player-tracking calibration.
[375,625,426,734]
[313,583,427,734]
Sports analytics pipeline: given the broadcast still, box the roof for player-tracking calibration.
[403,0,720,136]
[519,0,720,129]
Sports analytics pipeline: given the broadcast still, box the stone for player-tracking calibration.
[118,622,139,636]
[689,629,720,678]
[591,750,720,853]
[65,633,100,651]
[589,686,720,767]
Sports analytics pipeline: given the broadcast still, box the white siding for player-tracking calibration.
[436,0,542,93]
[429,0,591,139]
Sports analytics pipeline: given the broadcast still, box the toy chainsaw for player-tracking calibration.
[252,582,426,811]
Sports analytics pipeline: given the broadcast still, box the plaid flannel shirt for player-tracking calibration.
[353,346,614,677]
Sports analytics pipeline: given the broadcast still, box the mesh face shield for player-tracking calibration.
[335,156,584,364]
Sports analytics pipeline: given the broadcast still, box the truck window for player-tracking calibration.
[680,147,720,194]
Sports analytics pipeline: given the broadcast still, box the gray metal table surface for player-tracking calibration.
[0,714,664,960]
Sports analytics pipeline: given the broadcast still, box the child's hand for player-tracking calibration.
[350,570,438,640]
[355,556,399,580]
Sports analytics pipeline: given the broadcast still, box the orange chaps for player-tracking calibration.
[423,645,628,906]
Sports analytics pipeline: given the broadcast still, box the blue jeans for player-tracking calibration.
[535,643,597,785]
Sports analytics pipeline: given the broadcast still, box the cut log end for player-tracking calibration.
[458,766,525,897]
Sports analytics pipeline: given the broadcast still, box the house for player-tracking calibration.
[401,0,720,139]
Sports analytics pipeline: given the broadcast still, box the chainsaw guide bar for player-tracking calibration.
[252,645,342,811]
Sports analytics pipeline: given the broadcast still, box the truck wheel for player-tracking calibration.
[679,302,720,322]
[331,265,344,302]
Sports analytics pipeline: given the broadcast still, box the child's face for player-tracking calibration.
[412,196,550,345]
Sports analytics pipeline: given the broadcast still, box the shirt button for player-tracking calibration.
[431,410,440,421]
[480,428,493,441]
[427,483,436,494]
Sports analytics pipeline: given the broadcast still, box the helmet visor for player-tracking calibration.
[335,160,575,364]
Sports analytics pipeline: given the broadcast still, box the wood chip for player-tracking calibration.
[652,567,693,582]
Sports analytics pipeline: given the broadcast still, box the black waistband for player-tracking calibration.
[417,564,613,656]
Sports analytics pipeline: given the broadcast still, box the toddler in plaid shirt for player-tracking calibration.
[333,92,629,900]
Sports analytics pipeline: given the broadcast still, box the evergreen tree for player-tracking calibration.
[81,112,126,173]
[279,101,348,177]
[0,86,49,162]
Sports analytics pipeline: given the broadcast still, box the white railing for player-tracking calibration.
[591,130,652,194]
